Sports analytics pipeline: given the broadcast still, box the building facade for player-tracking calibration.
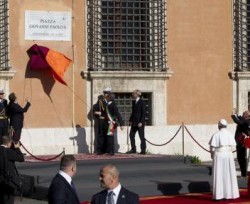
[0,0,246,160]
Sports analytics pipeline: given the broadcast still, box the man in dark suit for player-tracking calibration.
[231,109,250,177]
[0,136,24,204]
[0,89,9,143]
[127,90,146,154]
[105,93,124,155]
[48,155,80,204]
[7,93,31,143]
[91,164,139,204]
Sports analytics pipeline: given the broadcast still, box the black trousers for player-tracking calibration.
[96,119,108,153]
[129,125,146,153]
[13,128,22,143]
[236,144,246,177]
[106,135,114,154]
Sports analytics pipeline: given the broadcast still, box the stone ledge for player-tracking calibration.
[229,71,250,80]
[83,70,174,80]
[0,70,16,79]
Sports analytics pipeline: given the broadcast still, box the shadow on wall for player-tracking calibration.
[87,98,97,153]
[25,64,56,100]
[70,124,89,153]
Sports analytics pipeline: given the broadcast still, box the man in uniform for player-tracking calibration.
[105,93,124,155]
[93,88,111,155]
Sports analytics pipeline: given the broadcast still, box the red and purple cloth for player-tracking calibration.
[27,44,72,85]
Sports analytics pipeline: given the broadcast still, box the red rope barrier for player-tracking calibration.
[145,125,182,146]
[20,142,65,161]
[184,126,210,153]
[184,125,237,153]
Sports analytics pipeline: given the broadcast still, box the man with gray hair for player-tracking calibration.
[209,119,239,201]
[48,155,80,204]
[91,164,139,204]
[127,89,146,154]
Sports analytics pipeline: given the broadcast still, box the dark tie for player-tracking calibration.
[107,191,115,204]
[71,181,77,194]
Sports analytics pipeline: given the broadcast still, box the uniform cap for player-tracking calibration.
[0,89,5,94]
[103,87,112,92]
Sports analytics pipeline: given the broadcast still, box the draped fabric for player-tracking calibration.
[27,44,72,85]
[106,105,117,136]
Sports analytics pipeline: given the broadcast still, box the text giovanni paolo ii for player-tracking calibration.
[29,19,67,29]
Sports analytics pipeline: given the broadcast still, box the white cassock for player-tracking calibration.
[209,128,239,200]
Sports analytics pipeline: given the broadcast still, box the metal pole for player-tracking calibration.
[90,77,94,154]
[182,122,185,163]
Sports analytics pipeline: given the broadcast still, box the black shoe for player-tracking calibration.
[139,151,146,155]
[106,152,114,156]
[96,152,104,155]
[126,150,136,154]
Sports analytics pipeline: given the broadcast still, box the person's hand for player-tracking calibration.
[232,108,237,115]
[14,141,21,148]
[26,99,31,105]
[210,152,214,160]
[138,123,142,128]
[243,133,248,139]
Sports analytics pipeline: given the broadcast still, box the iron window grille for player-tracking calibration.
[114,92,152,126]
[233,0,250,71]
[87,0,167,71]
[0,0,10,70]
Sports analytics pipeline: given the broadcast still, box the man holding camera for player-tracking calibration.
[0,136,24,204]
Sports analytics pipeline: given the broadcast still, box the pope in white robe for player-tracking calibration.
[209,119,239,200]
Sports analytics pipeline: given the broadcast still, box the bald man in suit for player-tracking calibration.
[91,164,139,204]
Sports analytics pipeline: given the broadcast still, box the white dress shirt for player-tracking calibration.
[59,170,72,186]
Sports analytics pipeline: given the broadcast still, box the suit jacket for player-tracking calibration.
[129,98,146,127]
[0,99,9,128]
[8,101,31,129]
[0,146,24,175]
[0,146,24,194]
[91,186,139,204]
[231,115,250,136]
[48,173,80,204]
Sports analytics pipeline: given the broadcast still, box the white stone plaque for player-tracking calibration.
[25,10,72,41]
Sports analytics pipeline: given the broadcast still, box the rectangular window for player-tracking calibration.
[87,0,167,71]
[114,92,152,126]
[0,0,9,70]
